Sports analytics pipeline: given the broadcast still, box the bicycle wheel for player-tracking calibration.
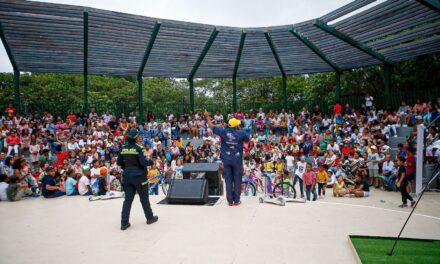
[161,179,171,196]
[273,182,296,199]
[242,182,256,196]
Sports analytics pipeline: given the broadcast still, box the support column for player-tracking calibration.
[335,71,341,102]
[189,78,194,112]
[232,78,237,112]
[384,64,391,107]
[13,68,20,112]
[282,76,287,110]
[138,76,144,124]
[83,9,89,113]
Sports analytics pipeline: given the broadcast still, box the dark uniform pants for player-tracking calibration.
[223,161,243,204]
[121,175,154,225]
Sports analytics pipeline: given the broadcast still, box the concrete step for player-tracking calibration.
[397,126,414,138]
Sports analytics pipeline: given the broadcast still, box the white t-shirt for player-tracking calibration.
[295,161,307,178]
[78,176,91,195]
[382,161,394,173]
[0,182,8,201]
[368,153,380,170]
[365,96,373,107]
[285,155,295,167]
[90,167,101,185]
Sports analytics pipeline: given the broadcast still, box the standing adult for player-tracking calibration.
[205,111,249,206]
[117,128,158,230]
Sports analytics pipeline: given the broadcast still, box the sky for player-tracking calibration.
[0,0,352,73]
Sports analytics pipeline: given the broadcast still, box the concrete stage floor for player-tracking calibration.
[1,189,439,264]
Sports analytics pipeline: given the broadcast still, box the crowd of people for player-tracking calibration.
[0,96,439,208]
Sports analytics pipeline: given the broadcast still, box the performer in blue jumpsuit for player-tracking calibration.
[117,128,158,230]
[205,111,249,206]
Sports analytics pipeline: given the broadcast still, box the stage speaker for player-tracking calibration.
[166,179,209,205]
[183,163,222,195]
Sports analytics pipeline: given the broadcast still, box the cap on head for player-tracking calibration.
[228,118,241,128]
[127,128,139,139]
[82,165,91,173]
[45,166,55,172]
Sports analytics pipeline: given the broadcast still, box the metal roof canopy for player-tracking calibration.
[0,0,439,79]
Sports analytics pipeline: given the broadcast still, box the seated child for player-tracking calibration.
[7,176,28,201]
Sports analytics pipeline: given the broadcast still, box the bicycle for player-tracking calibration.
[242,169,264,196]
[148,171,176,195]
[258,170,297,201]
[267,171,297,199]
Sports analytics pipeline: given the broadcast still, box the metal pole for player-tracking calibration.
[83,9,89,113]
[138,76,144,124]
[384,64,391,107]
[282,76,287,110]
[232,78,237,112]
[189,78,194,112]
[388,171,440,256]
[336,71,341,102]
[13,68,20,113]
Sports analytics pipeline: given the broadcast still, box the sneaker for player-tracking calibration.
[147,216,159,225]
[228,203,234,207]
[121,223,131,231]
[411,200,417,207]
[398,204,408,208]
[233,201,242,206]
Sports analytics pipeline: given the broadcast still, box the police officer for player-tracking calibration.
[205,111,249,206]
[117,128,158,230]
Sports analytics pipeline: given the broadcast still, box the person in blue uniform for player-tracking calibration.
[205,111,249,206]
[117,128,158,230]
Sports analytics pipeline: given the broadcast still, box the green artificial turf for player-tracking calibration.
[350,236,440,264]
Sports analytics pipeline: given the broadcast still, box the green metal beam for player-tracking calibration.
[137,21,161,79]
[188,27,219,80]
[383,64,391,106]
[233,31,246,79]
[13,68,20,112]
[290,27,341,73]
[138,76,144,124]
[314,19,394,65]
[232,32,246,113]
[83,9,89,113]
[335,71,341,101]
[232,78,237,112]
[264,31,286,78]
[416,0,440,13]
[282,76,287,110]
[0,21,18,72]
[189,78,195,112]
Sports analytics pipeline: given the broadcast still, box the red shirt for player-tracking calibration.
[56,151,68,167]
[67,114,77,123]
[406,153,416,175]
[6,135,20,145]
[5,107,16,117]
[333,103,342,115]
[341,147,353,156]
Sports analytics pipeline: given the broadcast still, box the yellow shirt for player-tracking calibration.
[177,140,184,148]
[275,163,284,174]
[264,161,274,171]
[317,170,328,183]
[148,169,160,183]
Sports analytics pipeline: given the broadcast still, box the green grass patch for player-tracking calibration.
[350,236,440,264]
